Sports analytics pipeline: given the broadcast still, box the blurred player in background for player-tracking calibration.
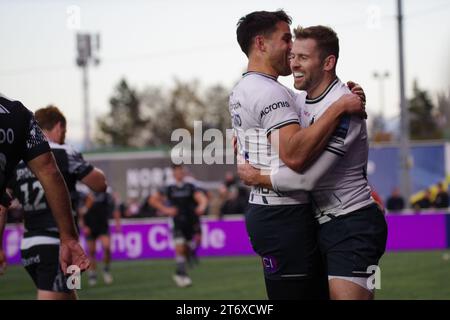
[183,172,213,266]
[5,105,107,300]
[79,188,121,286]
[186,186,205,267]
[150,164,208,287]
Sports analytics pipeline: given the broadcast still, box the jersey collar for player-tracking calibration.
[305,77,339,104]
[242,71,278,82]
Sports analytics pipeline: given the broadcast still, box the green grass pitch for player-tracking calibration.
[1,250,449,300]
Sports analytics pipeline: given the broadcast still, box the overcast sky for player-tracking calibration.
[1,0,449,146]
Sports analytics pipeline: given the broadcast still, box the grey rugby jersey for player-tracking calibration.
[229,72,309,205]
[270,78,374,223]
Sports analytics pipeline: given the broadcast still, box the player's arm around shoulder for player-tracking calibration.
[66,145,107,192]
[255,84,307,171]
[81,168,107,193]
[276,92,364,172]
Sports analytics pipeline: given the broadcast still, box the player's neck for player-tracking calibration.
[43,130,59,144]
[247,59,279,79]
[307,73,337,99]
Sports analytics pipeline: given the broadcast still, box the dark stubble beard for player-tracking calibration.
[275,55,292,77]
[295,76,311,91]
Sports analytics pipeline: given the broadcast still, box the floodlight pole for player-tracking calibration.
[397,0,412,206]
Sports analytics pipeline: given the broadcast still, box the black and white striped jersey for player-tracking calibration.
[270,78,374,223]
[229,71,308,205]
[11,142,94,240]
[0,94,50,205]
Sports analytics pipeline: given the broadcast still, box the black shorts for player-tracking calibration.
[319,204,388,278]
[245,203,325,281]
[86,222,110,240]
[21,244,71,293]
[172,215,196,242]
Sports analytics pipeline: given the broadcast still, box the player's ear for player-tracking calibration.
[323,55,336,72]
[56,121,64,131]
[254,35,266,53]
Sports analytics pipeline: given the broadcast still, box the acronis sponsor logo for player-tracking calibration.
[260,101,290,119]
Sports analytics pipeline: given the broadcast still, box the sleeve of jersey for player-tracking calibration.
[257,87,300,136]
[22,114,51,163]
[270,116,362,192]
[68,149,94,180]
[190,183,201,193]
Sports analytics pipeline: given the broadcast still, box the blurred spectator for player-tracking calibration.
[221,171,238,192]
[386,187,405,212]
[370,187,384,210]
[112,192,127,218]
[125,197,141,217]
[138,195,157,218]
[412,189,432,210]
[433,182,449,209]
[219,171,249,216]
[118,201,127,218]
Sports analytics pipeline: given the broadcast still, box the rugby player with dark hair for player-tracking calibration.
[237,25,387,300]
[230,10,366,299]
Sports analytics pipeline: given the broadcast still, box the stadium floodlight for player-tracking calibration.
[372,71,390,117]
[76,33,101,151]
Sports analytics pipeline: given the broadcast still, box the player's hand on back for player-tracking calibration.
[347,81,366,106]
[337,93,367,119]
[237,157,261,186]
[59,239,90,274]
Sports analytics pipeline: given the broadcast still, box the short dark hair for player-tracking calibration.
[236,10,292,57]
[35,105,66,131]
[294,25,339,62]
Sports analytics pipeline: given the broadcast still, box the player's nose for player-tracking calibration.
[290,58,299,69]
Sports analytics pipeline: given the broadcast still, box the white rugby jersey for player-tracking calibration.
[270,78,374,223]
[229,71,309,205]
